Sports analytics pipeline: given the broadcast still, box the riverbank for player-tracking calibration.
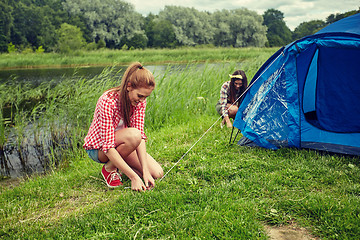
[0,47,278,70]
[1,116,359,239]
[1,50,359,239]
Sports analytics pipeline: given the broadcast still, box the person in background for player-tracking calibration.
[83,62,163,192]
[215,70,248,128]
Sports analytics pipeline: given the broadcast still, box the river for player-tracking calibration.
[0,63,229,179]
[0,65,168,179]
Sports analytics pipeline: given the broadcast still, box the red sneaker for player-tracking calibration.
[101,165,123,188]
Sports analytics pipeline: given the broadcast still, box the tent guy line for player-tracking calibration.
[157,51,284,183]
[122,50,284,190]
[159,115,223,182]
[123,115,224,189]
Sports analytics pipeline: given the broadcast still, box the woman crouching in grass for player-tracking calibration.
[83,62,163,191]
[215,70,248,128]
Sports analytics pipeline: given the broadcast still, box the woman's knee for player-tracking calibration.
[115,128,142,148]
[146,154,164,179]
[153,167,164,179]
[152,161,164,179]
[228,106,238,118]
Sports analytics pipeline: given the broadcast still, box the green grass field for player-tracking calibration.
[0,48,359,239]
[0,47,276,69]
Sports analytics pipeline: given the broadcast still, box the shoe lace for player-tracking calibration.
[109,171,121,182]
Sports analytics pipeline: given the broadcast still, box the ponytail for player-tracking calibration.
[108,62,155,127]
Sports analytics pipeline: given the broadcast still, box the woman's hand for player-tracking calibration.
[226,119,233,128]
[223,116,233,128]
[131,176,147,192]
[143,170,155,190]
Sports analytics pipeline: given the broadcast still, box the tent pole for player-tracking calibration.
[229,127,235,144]
[233,129,240,144]
[229,127,241,144]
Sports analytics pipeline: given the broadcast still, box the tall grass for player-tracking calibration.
[0,47,277,69]
[0,55,267,177]
[0,67,114,176]
[146,63,231,128]
[0,104,10,178]
[0,51,359,239]
[146,56,268,129]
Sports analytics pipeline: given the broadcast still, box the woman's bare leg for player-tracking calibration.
[122,151,163,179]
[222,104,239,128]
[227,104,238,119]
[98,128,163,179]
[98,128,140,170]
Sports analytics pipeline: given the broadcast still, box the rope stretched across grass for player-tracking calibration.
[125,52,283,189]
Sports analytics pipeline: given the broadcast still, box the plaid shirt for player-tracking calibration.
[219,81,231,117]
[219,81,241,117]
[83,91,147,153]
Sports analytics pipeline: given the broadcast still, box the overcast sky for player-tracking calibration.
[125,0,359,30]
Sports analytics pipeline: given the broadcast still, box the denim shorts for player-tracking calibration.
[86,149,103,164]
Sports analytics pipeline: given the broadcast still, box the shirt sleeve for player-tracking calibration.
[97,95,116,153]
[219,81,230,117]
[130,100,147,141]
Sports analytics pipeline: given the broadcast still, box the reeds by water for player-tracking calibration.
[1,50,360,239]
[0,47,277,69]
[0,56,268,178]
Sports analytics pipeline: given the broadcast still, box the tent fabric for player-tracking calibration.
[233,13,360,156]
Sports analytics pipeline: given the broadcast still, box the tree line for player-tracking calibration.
[0,0,359,53]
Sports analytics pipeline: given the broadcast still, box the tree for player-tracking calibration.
[56,23,86,53]
[263,9,292,47]
[144,15,178,48]
[144,14,178,48]
[152,19,178,48]
[122,33,148,49]
[158,6,266,48]
[62,0,146,49]
[0,1,13,52]
[326,9,360,25]
[9,1,57,51]
[143,14,156,47]
[211,9,267,47]
[292,20,326,40]
[158,6,215,46]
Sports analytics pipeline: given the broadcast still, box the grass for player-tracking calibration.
[0,118,359,239]
[0,48,359,239]
[0,47,277,69]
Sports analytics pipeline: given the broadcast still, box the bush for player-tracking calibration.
[86,42,97,51]
[22,47,33,54]
[7,42,17,53]
[96,39,106,49]
[36,46,45,54]
[56,23,87,54]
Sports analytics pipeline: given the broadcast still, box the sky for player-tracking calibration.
[125,0,359,30]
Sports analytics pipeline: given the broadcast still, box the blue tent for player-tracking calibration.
[233,13,360,156]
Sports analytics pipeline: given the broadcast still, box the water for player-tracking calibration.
[0,62,235,179]
[0,66,123,179]
[0,62,229,86]
[0,66,125,86]
[0,65,175,179]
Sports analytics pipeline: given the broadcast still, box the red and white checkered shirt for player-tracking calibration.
[83,91,147,153]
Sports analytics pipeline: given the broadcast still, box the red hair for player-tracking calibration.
[108,62,155,127]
